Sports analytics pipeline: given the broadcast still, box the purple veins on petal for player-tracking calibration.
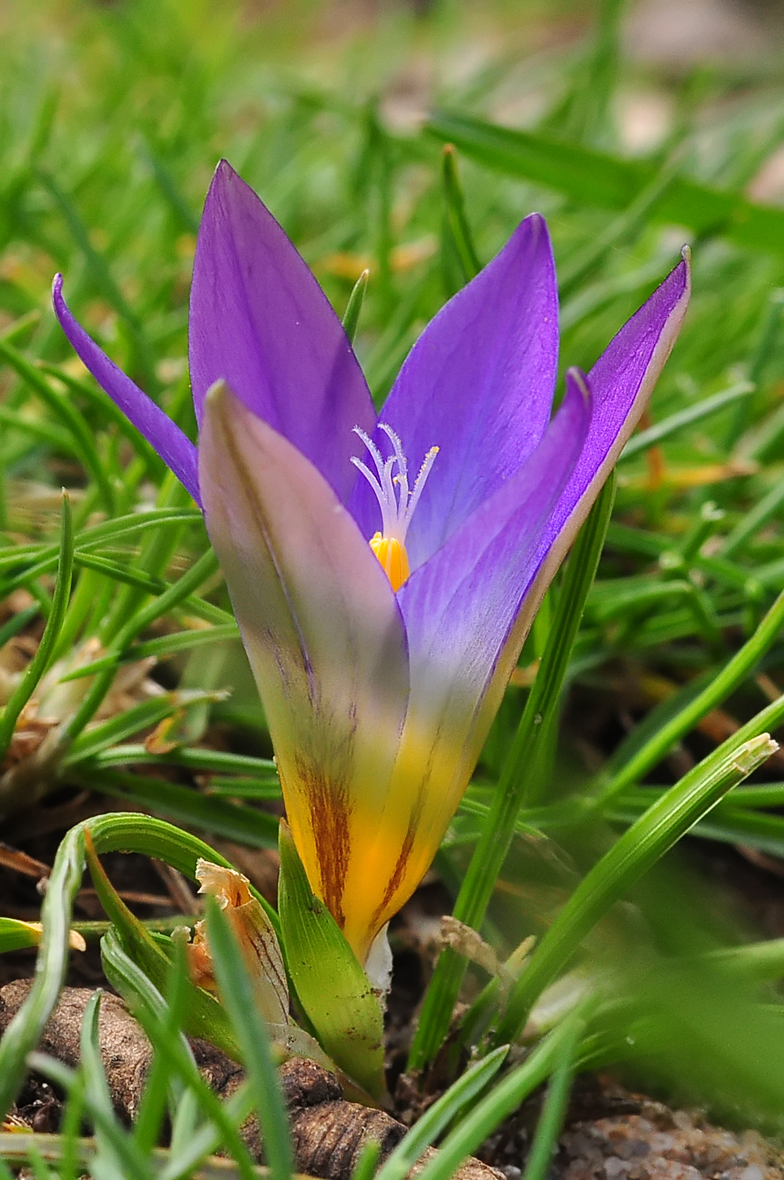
[355,372,592,938]
[189,160,376,506]
[351,213,559,569]
[536,253,691,586]
[51,275,201,505]
[398,366,591,737]
[198,381,409,937]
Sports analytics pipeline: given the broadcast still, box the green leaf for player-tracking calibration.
[619,380,755,461]
[277,822,384,1099]
[496,732,777,1044]
[58,548,219,745]
[0,339,116,513]
[412,1014,585,1180]
[0,492,74,762]
[521,1015,580,1180]
[84,831,242,1060]
[64,691,226,763]
[73,767,279,848]
[0,918,43,954]
[593,587,784,804]
[205,897,294,1180]
[374,1045,509,1180]
[341,269,369,344]
[409,473,615,1071]
[100,928,260,1180]
[441,144,480,296]
[426,111,784,259]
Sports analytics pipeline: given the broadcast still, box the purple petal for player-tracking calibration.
[519,251,692,641]
[350,214,558,567]
[399,368,589,716]
[358,373,590,931]
[190,161,376,505]
[198,382,409,959]
[486,252,691,722]
[52,276,201,504]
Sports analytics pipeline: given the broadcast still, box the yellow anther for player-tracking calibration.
[352,425,438,593]
[370,532,409,592]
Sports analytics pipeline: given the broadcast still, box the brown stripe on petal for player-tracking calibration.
[369,801,423,935]
[295,751,351,929]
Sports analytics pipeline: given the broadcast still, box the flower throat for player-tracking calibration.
[352,425,439,592]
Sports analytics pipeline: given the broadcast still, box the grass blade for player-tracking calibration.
[0,492,74,761]
[426,111,784,258]
[412,1015,584,1180]
[496,732,777,1044]
[409,474,615,1071]
[205,897,294,1180]
[375,1046,509,1180]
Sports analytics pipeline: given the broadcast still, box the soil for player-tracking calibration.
[3,786,784,1177]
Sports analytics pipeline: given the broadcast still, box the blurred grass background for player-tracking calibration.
[4,0,784,1143]
[3,0,784,870]
[2,0,784,839]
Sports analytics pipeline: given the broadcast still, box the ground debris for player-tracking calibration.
[0,981,502,1180]
[557,1102,783,1180]
[477,1076,784,1180]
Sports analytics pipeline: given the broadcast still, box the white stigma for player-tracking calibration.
[351,424,439,543]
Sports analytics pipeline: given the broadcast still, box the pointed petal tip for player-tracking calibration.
[204,377,232,406]
[512,210,551,248]
[51,270,201,506]
[213,158,237,182]
[666,248,691,312]
[680,246,692,302]
[205,159,245,209]
[565,366,591,405]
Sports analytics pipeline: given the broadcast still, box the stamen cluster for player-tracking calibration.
[352,424,439,546]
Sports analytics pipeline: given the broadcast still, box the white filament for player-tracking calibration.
[351,424,439,543]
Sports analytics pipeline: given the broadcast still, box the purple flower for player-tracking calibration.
[53,161,690,963]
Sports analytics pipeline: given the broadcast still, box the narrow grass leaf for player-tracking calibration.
[594,587,784,804]
[342,269,369,344]
[497,733,777,1043]
[0,492,74,759]
[426,111,784,258]
[409,474,615,1071]
[375,1045,509,1180]
[75,767,279,848]
[64,691,225,763]
[521,1014,581,1180]
[101,929,260,1180]
[441,144,480,295]
[205,897,293,1180]
[84,830,241,1058]
[412,1017,583,1180]
[620,381,755,461]
[28,1052,156,1180]
[0,339,116,512]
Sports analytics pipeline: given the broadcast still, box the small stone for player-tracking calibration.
[604,1157,628,1179]
[616,1140,649,1161]
[738,1168,764,1180]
